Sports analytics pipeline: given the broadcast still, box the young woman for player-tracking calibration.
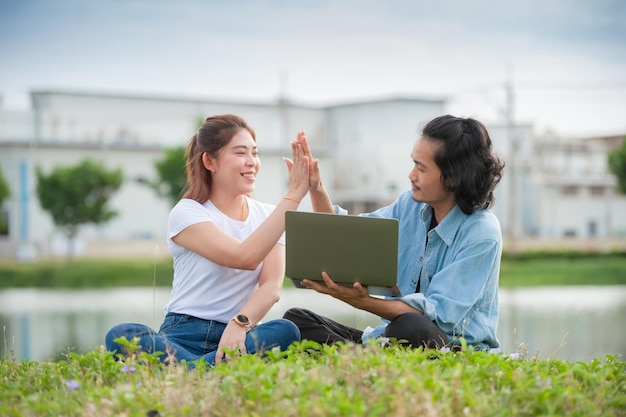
[106,114,310,366]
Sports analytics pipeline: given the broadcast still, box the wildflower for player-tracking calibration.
[65,380,80,392]
[489,347,501,354]
[440,346,451,353]
[121,365,136,373]
[535,376,552,388]
[509,352,522,360]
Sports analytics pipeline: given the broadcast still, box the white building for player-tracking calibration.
[531,134,626,238]
[0,90,445,259]
[0,90,624,259]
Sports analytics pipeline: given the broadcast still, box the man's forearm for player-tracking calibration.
[310,182,334,213]
[355,296,422,321]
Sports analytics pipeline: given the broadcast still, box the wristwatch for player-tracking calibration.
[232,314,251,330]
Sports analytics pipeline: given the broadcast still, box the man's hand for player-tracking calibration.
[302,271,370,309]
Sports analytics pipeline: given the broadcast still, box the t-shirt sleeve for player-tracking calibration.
[255,200,285,246]
[168,199,213,240]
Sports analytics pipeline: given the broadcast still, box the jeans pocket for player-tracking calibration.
[159,313,189,333]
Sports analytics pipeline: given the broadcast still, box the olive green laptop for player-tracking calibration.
[285,211,399,296]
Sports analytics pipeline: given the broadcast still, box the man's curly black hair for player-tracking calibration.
[422,115,505,215]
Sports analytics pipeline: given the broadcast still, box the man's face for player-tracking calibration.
[408,136,454,210]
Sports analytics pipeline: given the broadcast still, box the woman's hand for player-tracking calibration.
[215,322,248,363]
[294,131,322,191]
[283,132,309,202]
[286,130,334,212]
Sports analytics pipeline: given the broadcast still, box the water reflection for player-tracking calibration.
[1,286,624,362]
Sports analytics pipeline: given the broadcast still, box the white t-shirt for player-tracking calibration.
[164,196,285,323]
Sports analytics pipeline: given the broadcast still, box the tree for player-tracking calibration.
[147,116,201,206]
[0,167,10,234]
[36,159,124,257]
[608,135,626,194]
[148,146,187,206]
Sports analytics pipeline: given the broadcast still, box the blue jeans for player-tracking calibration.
[105,312,300,367]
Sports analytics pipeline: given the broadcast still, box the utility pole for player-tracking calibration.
[279,70,291,146]
[505,64,522,251]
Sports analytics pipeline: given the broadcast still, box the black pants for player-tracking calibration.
[283,308,449,349]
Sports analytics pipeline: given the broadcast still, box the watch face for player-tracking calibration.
[236,314,250,324]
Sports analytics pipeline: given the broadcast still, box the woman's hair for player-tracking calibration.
[421,115,505,214]
[182,114,256,203]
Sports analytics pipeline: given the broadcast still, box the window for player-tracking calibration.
[590,186,604,196]
[588,221,598,237]
[564,229,577,237]
[561,185,578,196]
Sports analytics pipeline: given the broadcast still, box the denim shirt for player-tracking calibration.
[336,189,502,350]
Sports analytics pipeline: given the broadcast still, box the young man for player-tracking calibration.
[283,115,505,351]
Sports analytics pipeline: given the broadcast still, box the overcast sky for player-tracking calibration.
[1,0,625,137]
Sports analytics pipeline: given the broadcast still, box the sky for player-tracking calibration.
[1,0,625,138]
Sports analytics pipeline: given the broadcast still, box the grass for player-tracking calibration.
[1,339,624,417]
[1,252,625,415]
[0,258,174,288]
[499,251,626,287]
[0,251,625,289]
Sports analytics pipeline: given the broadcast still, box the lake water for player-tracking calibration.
[1,286,625,362]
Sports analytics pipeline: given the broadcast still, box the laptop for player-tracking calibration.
[285,211,400,296]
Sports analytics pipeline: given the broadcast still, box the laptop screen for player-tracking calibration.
[285,211,399,295]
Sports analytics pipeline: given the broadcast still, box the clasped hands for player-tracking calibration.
[286,132,369,305]
[284,131,322,192]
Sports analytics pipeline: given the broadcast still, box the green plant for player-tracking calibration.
[148,146,187,206]
[608,135,626,194]
[1,341,624,416]
[0,166,10,235]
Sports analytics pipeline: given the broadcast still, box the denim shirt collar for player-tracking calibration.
[419,204,466,248]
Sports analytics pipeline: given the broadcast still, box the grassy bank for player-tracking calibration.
[0,250,625,289]
[1,340,624,417]
[499,250,626,287]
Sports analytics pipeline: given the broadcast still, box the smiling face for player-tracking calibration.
[408,135,455,220]
[203,128,260,196]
